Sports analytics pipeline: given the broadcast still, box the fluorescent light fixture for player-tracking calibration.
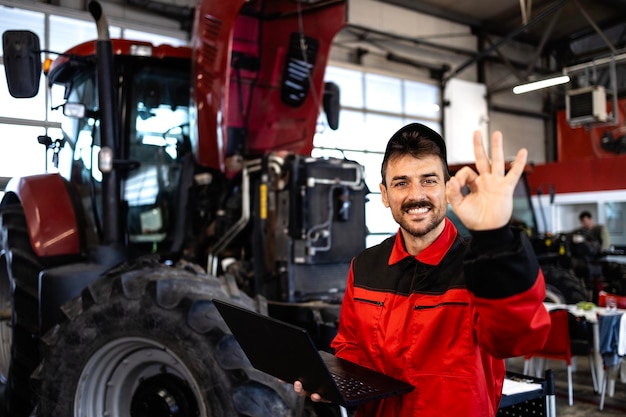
[513,75,570,94]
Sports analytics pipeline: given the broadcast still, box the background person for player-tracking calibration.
[295,123,550,417]
[571,210,611,301]
[575,210,611,252]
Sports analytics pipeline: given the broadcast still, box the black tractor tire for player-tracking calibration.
[542,265,588,304]
[0,202,47,417]
[0,253,11,385]
[36,258,304,417]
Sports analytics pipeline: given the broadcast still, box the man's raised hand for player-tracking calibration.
[446,130,528,231]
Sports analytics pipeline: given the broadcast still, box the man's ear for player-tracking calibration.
[379,183,390,208]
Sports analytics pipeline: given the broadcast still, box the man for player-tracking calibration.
[572,210,610,299]
[577,210,610,252]
[295,123,550,416]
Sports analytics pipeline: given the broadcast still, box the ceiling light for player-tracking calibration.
[513,75,570,94]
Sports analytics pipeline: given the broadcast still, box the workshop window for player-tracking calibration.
[314,65,441,247]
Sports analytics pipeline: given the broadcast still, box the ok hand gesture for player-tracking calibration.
[446,130,528,231]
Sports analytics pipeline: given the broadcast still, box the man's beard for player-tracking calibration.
[394,199,445,238]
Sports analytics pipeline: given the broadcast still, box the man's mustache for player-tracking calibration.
[401,200,433,211]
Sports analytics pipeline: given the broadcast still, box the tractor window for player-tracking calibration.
[511,177,539,235]
[125,65,190,247]
[65,73,102,183]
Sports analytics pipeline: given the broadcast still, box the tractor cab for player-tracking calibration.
[7,34,197,256]
[58,43,193,255]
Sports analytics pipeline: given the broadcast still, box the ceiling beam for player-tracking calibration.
[374,0,482,27]
[442,0,569,84]
[342,23,476,57]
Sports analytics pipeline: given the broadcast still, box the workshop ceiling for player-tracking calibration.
[131,0,626,93]
[379,0,626,69]
[133,0,626,73]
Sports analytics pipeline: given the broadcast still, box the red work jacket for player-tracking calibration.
[331,219,550,417]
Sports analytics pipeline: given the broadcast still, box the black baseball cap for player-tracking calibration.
[388,123,447,161]
[383,123,448,177]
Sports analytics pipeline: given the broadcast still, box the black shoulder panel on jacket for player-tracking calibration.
[352,235,468,296]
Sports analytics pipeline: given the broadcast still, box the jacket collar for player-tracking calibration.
[388,217,458,266]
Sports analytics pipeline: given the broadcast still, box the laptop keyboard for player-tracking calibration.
[331,372,381,398]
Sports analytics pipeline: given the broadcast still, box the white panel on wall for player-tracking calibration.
[443,78,488,164]
[489,112,546,164]
[348,0,382,28]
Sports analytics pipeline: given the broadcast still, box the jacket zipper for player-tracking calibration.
[354,297,384,306]
[414,301,468,310]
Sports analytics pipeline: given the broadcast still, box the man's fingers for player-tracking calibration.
[294,381,305,396]
[446,177,463,207]
[505,147,528,184]
[446,167,477,210]
[473,130,510,177]
[294,381,329,403]
[310,393,323,402]
[310,393,332,403]
[449,166,478,192]
[473,130,490,174]
[490,131,505,177]
[451,129,526,231]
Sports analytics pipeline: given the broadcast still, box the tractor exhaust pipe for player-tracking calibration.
[88,0,122,245]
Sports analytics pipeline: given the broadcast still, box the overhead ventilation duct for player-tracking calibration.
[562,51,626,127]
[566,86,608,126]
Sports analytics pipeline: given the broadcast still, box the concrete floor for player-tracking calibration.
[505,356,626,417]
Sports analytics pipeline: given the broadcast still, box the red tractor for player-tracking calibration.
[0,1,367,416]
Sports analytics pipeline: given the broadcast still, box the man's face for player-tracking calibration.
[380,154,447,239]
[581,217,593,230]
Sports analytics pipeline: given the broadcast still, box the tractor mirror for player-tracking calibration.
[2,30,42,98]
[323,81,340,130]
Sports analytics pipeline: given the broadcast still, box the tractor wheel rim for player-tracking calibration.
[74,336,206,417]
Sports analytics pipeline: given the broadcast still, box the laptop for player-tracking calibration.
[213,298,414,407]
